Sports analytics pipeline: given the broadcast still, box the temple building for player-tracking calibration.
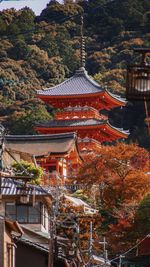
[3,132,82,184]
[36,67,129,153]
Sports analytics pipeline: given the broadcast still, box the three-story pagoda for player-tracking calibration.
[36,67,128,153]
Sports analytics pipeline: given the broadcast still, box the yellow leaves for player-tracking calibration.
[121,38,144,48]
[94,68,126,94]
[29,45,49,60]
[89,51,111,65]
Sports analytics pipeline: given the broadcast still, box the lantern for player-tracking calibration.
[126,48,150,100]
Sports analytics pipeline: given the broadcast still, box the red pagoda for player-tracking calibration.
[35,67,129,153]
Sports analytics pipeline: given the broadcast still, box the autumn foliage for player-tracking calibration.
[76,143,150,254]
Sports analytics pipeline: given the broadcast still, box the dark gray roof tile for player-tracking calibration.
[36,119,106,128]
[36,119,129,136]
[37,68,104,96]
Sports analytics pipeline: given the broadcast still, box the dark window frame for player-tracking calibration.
[5,202,42,224]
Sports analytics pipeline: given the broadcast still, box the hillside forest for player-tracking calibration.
[0,0,150,148]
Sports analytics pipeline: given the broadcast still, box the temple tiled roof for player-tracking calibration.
[4,132,80,157]
[36,118,106,128]
[37,67,104,96]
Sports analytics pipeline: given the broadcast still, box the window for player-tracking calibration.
[5,202,41,224]
[28,203,41,223]
[5,203,16,221]
[17,205,28,223]
[42,205,47,229]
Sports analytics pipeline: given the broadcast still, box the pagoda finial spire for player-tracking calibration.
[80,15,86,68]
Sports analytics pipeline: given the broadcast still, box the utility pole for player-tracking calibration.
[48,172,61,267]
[99,237,108,267]
[119,255,125,267]
[88,221,93,267]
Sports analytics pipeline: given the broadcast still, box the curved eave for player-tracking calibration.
[37,91,126,110]
[104,90,126,106]
[37,91,104,99]
[106,122,129,138]
[35,122,129,139]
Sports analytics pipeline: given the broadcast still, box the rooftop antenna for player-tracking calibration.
[80,15,86,68]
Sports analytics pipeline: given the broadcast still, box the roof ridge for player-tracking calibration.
[5,132,77,140]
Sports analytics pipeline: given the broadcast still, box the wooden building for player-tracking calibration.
[0,217,23,267]
[1,177,52,233]
[3,132,82,184]
[0,177,71,267]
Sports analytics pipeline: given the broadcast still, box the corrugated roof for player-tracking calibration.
[1,178,51,196]
[37,67,104,96]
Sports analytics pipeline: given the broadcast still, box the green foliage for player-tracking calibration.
[12,160,43,185]
[134,194,150,238]
[8,40,31,60]
[40,0,83,24]
[7,102,52,134]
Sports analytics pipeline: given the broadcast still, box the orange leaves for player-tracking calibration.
[78,143,150,207]
[76,143,150,253]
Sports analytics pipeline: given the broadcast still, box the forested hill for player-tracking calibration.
[0,0,150,148]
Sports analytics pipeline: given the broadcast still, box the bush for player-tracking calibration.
[12,160,43,185]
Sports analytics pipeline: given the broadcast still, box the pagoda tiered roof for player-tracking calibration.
[37,67,126,110]
[37,68,104,96]
[36,118,106,128]
[35,119,129,142]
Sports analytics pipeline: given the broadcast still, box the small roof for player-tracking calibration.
[4,132,80,157]
[64,195,90,207]
[37,67,104,96]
